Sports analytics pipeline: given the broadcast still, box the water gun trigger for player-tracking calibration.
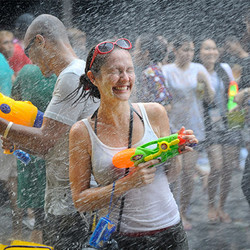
[169,139,180,147]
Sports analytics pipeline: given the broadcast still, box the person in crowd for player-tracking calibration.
[67,28,87,60]
[196,37,241,223]
[13,13,35,49]
[241,9,250,54]
[9,13,34,75]
[11,64,56,243]
[0,30,31,76]
[221,10,250,89]
[0,29,34,238]
[0,14,99,249]
[0,49,14,96]
[221,36,249,85]
[0,52,21,239]
[161,34,214,230]
[0,31,14,62]
[69,37,198,249]
[234,87,250,207]
[156,35,170,67]
[134,33,172,111]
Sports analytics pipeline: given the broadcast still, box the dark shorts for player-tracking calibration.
[43,212,89,250]
[109,221,189,250]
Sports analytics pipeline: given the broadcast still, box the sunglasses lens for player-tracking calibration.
[98,42,114,53]
[116,39,131,49]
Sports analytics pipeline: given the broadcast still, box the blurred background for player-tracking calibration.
[0,0,250,47]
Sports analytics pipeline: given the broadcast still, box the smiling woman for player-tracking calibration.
[68,38,198,249]
[161,34,215,231]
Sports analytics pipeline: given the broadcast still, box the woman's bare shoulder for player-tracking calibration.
[134,102,169,137]
[141,102,166,117]
[70,119,91,142]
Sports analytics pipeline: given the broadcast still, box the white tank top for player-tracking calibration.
[81,103,180,233]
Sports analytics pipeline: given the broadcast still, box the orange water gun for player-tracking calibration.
[112,133,196,169]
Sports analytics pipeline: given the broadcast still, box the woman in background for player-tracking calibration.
[162,34,214,230]
[134,33,172,111]
[197,38,241,223]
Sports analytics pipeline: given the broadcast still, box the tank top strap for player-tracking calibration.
[137,103,157,137]
[81,118,97,142]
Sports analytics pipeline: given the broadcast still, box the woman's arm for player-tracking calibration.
[234,87,250,107]
[69,120,159,213]
[0,117,70,156]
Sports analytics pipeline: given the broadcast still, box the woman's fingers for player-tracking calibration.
[139,166,156,185]
[183,135,198,143]
[182,129,194,135]
[181,146,193,153]
[128,159,159,188]
[177,126,185,134]
[1,137,15,150]
[177,128,198,145]
[137,159,160,169]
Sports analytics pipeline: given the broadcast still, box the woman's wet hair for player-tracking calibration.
[173,34,193,50]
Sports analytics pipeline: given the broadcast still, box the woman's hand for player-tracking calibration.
[234,88,250,107]
[1,136,15,152]
[126,159,159,189]
[178,126,198,154]
[197,72,215,102]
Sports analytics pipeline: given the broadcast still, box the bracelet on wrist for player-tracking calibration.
[3,122,13,139]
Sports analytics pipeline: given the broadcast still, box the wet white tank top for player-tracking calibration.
[81,103,180,233]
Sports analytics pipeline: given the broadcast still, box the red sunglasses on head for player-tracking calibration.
[89,38,132,69]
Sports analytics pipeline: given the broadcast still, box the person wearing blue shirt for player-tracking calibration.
[0,52,14,96]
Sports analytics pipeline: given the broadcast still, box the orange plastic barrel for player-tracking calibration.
[112,148,136,168]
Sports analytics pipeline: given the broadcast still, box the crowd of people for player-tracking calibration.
[0,9,249,250]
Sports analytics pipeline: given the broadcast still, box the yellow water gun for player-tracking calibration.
[0,93,43,164]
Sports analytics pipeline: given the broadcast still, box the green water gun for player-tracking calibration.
[112,133,196,168]
[228,81,239,111]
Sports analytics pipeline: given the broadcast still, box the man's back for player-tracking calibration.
[44,58,99,215]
